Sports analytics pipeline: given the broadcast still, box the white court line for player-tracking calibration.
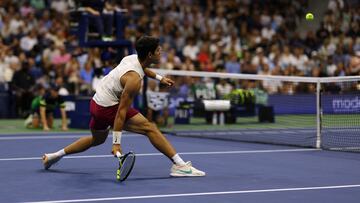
[0,134,141,140]
[24,184,360,203]
[0,149,319,161]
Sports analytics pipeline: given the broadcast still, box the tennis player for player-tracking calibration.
[42,36,205,177]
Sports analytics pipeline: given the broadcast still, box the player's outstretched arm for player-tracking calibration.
[144,68,174,87]
[111,71,141,155]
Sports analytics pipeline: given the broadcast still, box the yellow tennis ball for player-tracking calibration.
[306,13,314,21]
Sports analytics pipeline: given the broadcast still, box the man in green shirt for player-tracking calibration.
[40,85,68,131]
[25,85,45,128]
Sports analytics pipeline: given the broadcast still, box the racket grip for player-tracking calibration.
[116,151,122,158]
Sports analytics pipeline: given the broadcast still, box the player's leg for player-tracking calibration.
[42,100,114,169]
[125,113,177,159]
[124,111,205,176]
[64,129,109,154]
[42,129,109,170]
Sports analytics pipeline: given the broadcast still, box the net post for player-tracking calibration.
[316,81,321,149]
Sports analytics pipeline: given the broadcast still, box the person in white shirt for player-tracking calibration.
[42,36,205,177]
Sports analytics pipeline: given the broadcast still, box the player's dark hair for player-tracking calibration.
[135,36,159,61]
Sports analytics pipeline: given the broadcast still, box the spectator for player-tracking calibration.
[11,60,35,117]
[20,29,38,53]
[241,50,257,74]
[252,47,270,71]
[216,79,233,99]
[279,45,296,69]
[293,47,310,75]
[65,57,80,94]
[225,52,241,73]
[182,37,199,61]
[349,51,360,75]
[39,84,68,131]
[79,61,94,95]
[55,76,69,96]
[24,84,46,128]
[146,79,170,126]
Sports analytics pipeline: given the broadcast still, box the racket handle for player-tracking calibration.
[116,151,122,158]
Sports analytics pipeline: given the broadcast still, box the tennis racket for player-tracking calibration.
[116,151,136,182]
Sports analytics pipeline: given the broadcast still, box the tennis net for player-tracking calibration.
[148,69,360,152]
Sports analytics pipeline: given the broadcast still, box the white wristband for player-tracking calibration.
[155,74,163,81]
[113,131,122,144]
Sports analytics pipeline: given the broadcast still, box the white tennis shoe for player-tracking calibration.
[170,161,206,177]
[42,153,62,170]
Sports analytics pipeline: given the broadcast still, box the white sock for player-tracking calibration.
[48,149,66,160]
[171,154,186,166]
[55,149,66,157]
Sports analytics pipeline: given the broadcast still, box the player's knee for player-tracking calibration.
[91,131,108,146]
[92,136,107,146]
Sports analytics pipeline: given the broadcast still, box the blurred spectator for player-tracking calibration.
[20,1,35,17]
[24,84,46,129]
[181,57,195,71]
[79,61,94,95]
[55,76,69,96]
[161,48,181,70]
[28,57,43,81]
[52,45,71,65]
[30,0,46,10]
[11,60,35,117]
[252,47,270,71]
[39,84,68,131]
[293,47,310,75]
[146,79,170,126]
[182,37,199,61]
[349,51,360,75]
[241,50,257,74]
[65,57,80,94]
[225,52,240,73]
[216,79,233,99]
[20,29,38,53]
[279,46,296,69]
[326,56,338,76]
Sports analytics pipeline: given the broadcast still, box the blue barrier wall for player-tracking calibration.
[322,94,360,114]
[0,92,16,118]
[268,94,316,114]
[1,93,358,122]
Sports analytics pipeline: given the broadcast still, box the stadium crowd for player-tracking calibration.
[0,0,359,118]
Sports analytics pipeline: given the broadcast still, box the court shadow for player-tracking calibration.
[128,176,172,181]
[97,176,172,184]
[36,169,91,175]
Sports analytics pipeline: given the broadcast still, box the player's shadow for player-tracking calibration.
[36,169,92,175]
[97,176,172,184]
[128,176,173,181]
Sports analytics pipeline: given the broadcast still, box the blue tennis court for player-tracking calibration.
[1,132,360,203]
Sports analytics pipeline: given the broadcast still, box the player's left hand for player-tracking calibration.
[160,77,174,87]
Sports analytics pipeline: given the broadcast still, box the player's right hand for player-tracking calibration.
[111,144,122,157]
[160,77,175,87]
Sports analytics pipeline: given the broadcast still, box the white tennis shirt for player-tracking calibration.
[93,54,145,107]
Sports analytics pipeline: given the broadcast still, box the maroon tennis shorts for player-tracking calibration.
[89,99,139,130]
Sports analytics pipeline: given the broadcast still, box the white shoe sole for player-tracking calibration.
[170,172,206,177]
